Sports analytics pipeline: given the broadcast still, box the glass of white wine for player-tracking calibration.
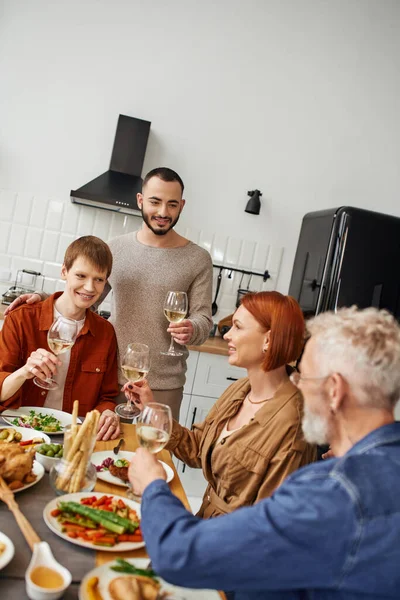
[136,402,172,453]
[33,316,78,390]
[127,402,172,501]
[115,343,150,420]
[161,291,188,357]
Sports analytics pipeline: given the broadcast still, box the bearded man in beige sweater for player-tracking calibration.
[5,168,213,420]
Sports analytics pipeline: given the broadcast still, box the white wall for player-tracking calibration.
[1,0,400,296]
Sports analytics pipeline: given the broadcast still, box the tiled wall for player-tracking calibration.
[0,189,283,324]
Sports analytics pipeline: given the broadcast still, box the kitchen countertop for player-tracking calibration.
[188,336,229,356]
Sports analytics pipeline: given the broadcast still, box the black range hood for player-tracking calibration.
[71,114,151,216]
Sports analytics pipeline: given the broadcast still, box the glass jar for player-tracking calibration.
[49,459,97,496]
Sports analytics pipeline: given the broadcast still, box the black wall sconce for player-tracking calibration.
[245,189,262,215]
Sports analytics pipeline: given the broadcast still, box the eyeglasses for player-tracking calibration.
[289,372,330,387]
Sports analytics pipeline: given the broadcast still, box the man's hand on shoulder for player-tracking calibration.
[3,293,42,316]
[168,319,194,345]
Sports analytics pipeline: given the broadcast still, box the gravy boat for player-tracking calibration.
[25,541,72,600]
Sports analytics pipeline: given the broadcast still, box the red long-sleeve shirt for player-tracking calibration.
[0,293,119,415]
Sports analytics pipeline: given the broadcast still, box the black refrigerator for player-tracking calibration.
[288,206,400,320]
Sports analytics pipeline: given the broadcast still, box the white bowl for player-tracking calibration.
[25,541,72,600]
[35,446,63,472]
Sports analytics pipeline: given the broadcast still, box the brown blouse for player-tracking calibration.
[166,375,317,518]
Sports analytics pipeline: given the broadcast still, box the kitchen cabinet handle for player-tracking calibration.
[182,407,198,474]
[190,407,197,430]
[226,377,238,381]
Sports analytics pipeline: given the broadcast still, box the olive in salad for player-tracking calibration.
[36,443,63,458]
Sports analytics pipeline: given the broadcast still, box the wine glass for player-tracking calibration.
[33,316,78,390]
[115,343,150,419]
[127,402,172,500]
[136,403,172,453]
[161,291,188,357]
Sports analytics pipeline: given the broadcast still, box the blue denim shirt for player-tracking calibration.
[141,423,400,599]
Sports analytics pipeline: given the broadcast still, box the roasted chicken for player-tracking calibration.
[0,441,35,488]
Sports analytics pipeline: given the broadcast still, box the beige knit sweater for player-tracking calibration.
[102,232,213,390]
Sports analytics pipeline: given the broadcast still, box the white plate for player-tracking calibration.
[1,407,82,435]
[12,461,45,494]
[0,425,51,446]
[43,491,145,552]
[79,557,221,600]
[91,450,174,487]
[0,532,15,571]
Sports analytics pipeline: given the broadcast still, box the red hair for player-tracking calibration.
[241,291,304,372]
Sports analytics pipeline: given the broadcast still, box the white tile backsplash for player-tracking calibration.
[0,190,17,221]
[24,228,44,259]
[30,196,50,228]
[8,224,27,255]
[0,188,284,319]
[62,201,80,234]
[41,231,60,262]
[43,261,63,279]
[0,222,11,254]
[45,199,64,230]
[14,193,33,225]
[56,233,75,263]
[238,239,256,270]
[76,206,94,236]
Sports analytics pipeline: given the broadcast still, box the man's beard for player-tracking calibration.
[141,208,181,236]
[302,405,330,445]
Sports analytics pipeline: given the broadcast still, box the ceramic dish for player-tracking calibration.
[2,407,82,435]
[0,425,51,447]
[43,491,145,552]
[91,450,174,487]
[0,532,15,570]
[79,557,222,600]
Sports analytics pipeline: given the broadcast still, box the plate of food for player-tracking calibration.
[0,425,51,449]
[0,435,45,492]
[0,532,15,571]
[43,492,145,552]
[1,407,82,434]
[79,557,222,600]
[92,451,174,488]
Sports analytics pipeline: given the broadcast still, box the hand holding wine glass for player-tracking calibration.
[115,343,150,420]
[33,316,78,390]
[127,402,172,499]
[161,291,188,357]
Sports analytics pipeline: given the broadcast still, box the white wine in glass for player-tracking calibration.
[34,316,79,390]
[127,402,172,501]
[115,343,150,420]
[136,403,172,452]
[161,291,188,357]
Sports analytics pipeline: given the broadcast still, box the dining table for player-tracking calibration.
[0,420,225,599]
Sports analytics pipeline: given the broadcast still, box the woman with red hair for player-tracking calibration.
[126,291,317,518]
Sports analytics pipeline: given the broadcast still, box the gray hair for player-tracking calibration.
[307,307,400,410]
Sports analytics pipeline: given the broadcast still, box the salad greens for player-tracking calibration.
[110,558,158,580]
[12,409,63,432]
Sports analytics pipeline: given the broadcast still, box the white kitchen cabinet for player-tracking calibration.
[183,350,198,396]
[192,351,247,398]
[175,394,217,498]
